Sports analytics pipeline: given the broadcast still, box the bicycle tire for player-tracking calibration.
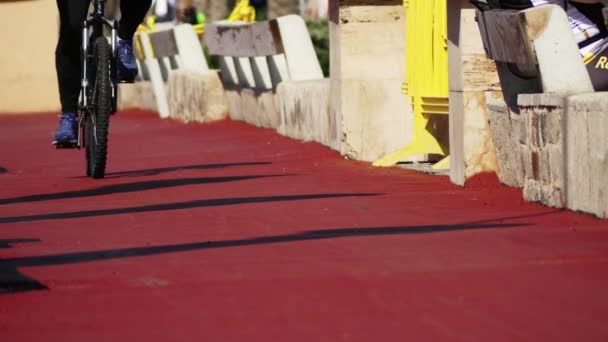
[86,36,112,179]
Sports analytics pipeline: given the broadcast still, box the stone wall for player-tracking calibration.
[565,93,608,219]
[485,93,524,187]
[330,0,414,162]
[518,94,565,208]
[447,0,500,185]
[515,92,608,219]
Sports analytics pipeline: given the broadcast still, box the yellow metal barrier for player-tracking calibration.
[374,0,449,169]
[227,0,256,23]
[138,0,254,35]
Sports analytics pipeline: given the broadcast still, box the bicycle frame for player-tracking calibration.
[78,0,118,148]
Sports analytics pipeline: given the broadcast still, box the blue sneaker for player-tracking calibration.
[117,39,138,82]
[52,112,78,147]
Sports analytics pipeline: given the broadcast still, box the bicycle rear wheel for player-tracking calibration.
[85,36,112,179]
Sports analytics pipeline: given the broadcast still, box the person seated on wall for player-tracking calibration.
[472,0,608,91]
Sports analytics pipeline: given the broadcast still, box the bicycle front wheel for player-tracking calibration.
[86,36,112,179]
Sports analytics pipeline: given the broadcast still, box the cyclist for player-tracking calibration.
[53,0,152,146]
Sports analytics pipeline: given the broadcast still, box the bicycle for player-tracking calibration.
[76,0,119,179]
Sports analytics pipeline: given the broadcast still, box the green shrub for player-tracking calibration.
[306,20,330,77]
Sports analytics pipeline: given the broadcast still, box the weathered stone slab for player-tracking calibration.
[225,89,245,122]
[461,91,498,179]
[331,5,414,162]
[118,82,157,112]
[518,93,566,208]
[339,79,412,162]
[485,92,523,187]
[166,70,228,123]
[276,79,339,151]
[448,2,501,185]
[565,92,608,219]
[476,5,593,94]
[224,87,280,129]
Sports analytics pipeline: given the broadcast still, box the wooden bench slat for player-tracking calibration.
[204,20,284,57]
[148,29,178,59]
[477,5,594,94]
[478,9,536,65]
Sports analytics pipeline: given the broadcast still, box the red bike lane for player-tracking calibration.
[1,111,607,341]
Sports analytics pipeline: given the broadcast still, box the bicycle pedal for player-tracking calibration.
[53,141,79,149]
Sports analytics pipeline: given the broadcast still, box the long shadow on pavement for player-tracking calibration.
[0,193,380,224]
[0,174,285,206]
[99,161,272,179]
[0,239,47,293]
[0,220,528,294]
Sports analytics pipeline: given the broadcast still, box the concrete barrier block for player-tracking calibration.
[447,3,501,185]
[518,93,566,208]
[139,31,171,119]
[276,79,339,151]
[523,180,542,203]
[225,87,280,129]
[118,82,157,112]
[166,70,228,123]
[238,89,279,129]
[461,91,499,179]
[240,89,260,124]
[276,15,324,81]
[520,144,533,180]
[485,92,523,187]
[257,91,280,128]
[331,5,415,162]
[548,144,563,186]
[565,92,608,219]
[338,79,411,162]
[225,89,245,122]
[173,24,210,71]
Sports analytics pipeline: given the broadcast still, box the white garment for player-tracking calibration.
[531,0,604,56]
[152,0,176,17]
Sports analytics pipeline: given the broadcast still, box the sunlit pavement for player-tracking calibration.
[1,110,607,341]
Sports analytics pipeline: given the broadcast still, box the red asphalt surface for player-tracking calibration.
[0,110,607,341]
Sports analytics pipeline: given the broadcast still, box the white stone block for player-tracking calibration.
[166,70,228,123]
[117,82,157,111]
[518,93,566,208]
[565,92,608,219]
[448,1,501,185]
[276,79,339,151]
[485,92,523,187]
[331,5,414,162]
[225,88,280,129]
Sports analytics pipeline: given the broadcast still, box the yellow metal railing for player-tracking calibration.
[227,0,256,22]
[137,0,257,36]
[374,0,449,169]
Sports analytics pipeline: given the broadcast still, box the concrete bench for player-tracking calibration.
[477,5,608,218]
[122,24,228,123]
[204,15,338,149]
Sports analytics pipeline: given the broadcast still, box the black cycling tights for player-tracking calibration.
[56,0,152,113]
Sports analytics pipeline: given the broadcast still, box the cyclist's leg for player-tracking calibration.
[54,0,91,144]
[115,0,152,81]
[55,0,91,114]
[118,0,153,40]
